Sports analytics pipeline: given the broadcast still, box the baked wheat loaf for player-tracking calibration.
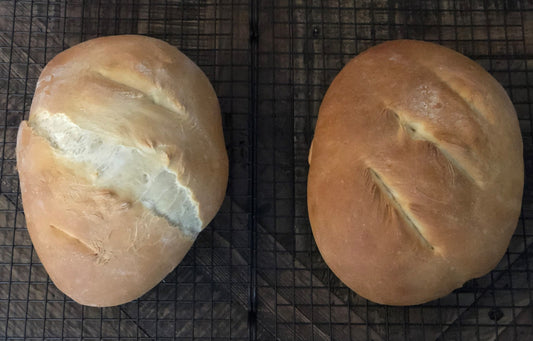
[16,35,228,307]
[307,40,523,305]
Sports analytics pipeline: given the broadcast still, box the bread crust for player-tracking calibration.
[307,40,523,305]
[16,35,228,306]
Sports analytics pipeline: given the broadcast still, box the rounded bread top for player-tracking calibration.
[308,40,523,305]
[28,35,228,231]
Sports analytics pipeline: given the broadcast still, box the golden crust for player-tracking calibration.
[308,40,523,305]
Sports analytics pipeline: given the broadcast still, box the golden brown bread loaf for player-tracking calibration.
[307,40,523,305]
[16,35,228,306]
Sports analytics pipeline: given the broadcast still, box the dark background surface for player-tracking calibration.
[0,0,532,340]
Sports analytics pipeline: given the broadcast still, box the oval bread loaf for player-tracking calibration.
[16,35,228,307]
[307,40,523,305]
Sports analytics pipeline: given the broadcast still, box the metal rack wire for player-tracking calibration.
[0,0,531,340]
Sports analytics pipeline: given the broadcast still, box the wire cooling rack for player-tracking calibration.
[0,0,531,340]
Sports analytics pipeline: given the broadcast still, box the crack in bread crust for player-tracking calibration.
[50,225,111,264]
[386,107,484,188]
[367,168,435,250]
[29,113,202,237]
[93,70,186,117]
[50,224,97,253]
[92,69,211,153]
[423,66,493,125]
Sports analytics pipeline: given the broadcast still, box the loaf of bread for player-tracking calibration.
[16,35,228,307]
[307,40,523,305]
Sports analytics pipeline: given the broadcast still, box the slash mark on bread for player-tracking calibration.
[423,66,493,125]
[367,168,435,250]
[94,70,186,117]
[50,224,110,264]
[386,107,483,187]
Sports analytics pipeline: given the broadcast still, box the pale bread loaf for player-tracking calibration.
[16,35,228,306]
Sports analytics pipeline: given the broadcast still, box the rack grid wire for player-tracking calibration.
[0,0,532,340]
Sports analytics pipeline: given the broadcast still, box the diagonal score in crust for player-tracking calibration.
[50,224,98,254]
[93,69,188,120]
[366,167,434,250]
[50,224,112,265]
[385,107,484,188]
[418,63,494,126]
